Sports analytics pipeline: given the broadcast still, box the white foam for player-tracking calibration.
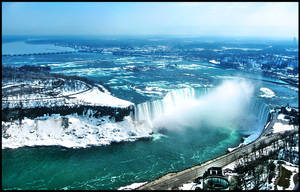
[221,46,262,51]
[209,59,220,64]
[132,86,167,97]
[177,64,205,70]
[152,133,168,141]
[259,87,275,98]
[242,131,261,145]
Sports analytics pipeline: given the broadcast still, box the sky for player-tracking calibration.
[2,2,299,39]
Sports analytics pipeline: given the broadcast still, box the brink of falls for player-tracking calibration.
[133,85,269,143]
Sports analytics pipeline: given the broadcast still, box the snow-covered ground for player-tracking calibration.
[178,182,202,190]
[223,159,298,190]
[277,114,289,121]
[71,87,133,108]
[2,79,133,109]
[1,78,148,149]
[2,115,152,149]
[118,182,148,190]
[227,143,244,152]
[259,87,276,98]
[273,122,294,133]
[224,138,298,190]
[3,89,133,109]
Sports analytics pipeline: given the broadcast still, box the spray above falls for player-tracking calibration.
[133,79,268,133]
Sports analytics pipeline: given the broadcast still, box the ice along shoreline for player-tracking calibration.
[2,65,153,149]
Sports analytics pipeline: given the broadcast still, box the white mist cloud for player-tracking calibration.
[152,79,254,132]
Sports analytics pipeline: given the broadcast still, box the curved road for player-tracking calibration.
[138,112,298,190]
[2,79,92,103]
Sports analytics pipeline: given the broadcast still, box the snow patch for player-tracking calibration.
[118,182,148,190]
[227,143,244,152]
[178,182,203,190]
[179,182,197,190]
[273,122,294,133]
[277,114,289,121]
[70,87,133,108]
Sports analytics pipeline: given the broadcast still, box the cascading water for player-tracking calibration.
[133,87,203,128]
[133,80,270,143]
[239,98,270,143]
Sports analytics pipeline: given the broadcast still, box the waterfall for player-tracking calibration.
[242,98,270,134]
[133,82,270,137]
[250,98,270,124]
[133,87,207,128]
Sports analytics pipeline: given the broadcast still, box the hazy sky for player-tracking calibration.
[2,2,298,38]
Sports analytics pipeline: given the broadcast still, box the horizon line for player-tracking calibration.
[2,34,297,39]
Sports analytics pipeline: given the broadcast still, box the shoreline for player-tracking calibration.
[137,105,298,190]
[136,108,282,190]
[227,109,273,153]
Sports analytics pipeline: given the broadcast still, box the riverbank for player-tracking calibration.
[135,106,298,190]
[1,66,153,149]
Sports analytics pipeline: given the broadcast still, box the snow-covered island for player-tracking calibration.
[2,66,134,121]
[2,65,153,149]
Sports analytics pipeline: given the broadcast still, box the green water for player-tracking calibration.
[3,39,295,190]
[2,126,240,189]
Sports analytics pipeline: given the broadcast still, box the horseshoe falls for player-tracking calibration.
[2,79,272,190]
[134,87,201,129]
[2,37,298,190]
[134,80,269,144]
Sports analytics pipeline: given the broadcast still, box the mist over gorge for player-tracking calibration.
[134,79,261,133]
[2,2,298,190]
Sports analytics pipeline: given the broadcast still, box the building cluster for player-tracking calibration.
[77,43,299,80]
[219,53,298,74]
